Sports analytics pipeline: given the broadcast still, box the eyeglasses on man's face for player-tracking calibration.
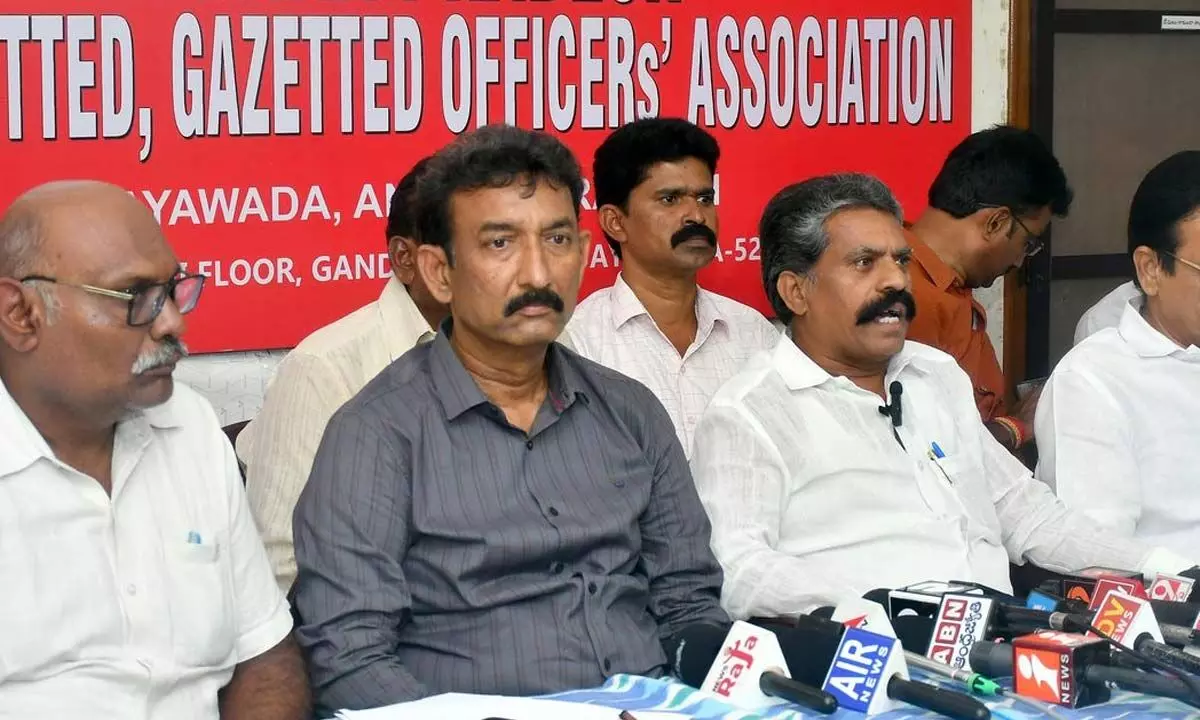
[979,204,1046,259]
[19,272,206,327]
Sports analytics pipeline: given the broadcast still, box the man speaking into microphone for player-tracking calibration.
[689,173,1197,620]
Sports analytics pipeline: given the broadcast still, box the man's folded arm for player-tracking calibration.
[292,407,427,711]
[637,396,730,638]
[689,404,861,619]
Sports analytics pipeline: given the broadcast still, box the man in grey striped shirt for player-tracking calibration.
[292,124,729,713]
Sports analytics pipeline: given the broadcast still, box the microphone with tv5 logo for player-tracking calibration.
[672,621,837,714]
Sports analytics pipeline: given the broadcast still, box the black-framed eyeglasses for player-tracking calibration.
[19,272,206,327]
[979,204,1045,258]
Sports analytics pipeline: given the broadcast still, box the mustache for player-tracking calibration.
[503,287,565,317]
[855,289,918,325]
[670,223,717,249]
[132,336,189,375]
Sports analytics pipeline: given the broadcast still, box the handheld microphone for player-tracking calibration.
[1090,589,1200,675]
[677,621,837,714]
[821,626,989,719]
[877,380,903,427]
[1149,573,1196,603]
[971,634,1198,705]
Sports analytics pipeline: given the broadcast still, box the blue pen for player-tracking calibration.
[928,442,953,486]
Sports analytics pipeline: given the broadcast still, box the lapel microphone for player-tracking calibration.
[878,381,903,428]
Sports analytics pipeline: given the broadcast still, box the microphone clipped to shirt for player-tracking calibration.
[878,381,904,428]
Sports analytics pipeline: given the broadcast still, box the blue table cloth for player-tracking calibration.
[542,672,1200,719]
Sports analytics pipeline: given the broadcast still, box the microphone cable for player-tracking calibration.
[1078,619,1200,708]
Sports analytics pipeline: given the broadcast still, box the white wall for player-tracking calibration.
[183,3,1014,426]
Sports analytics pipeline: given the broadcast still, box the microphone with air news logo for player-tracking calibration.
[818,619,990,718]
[671,621,838,714]
[969,632,1200,708]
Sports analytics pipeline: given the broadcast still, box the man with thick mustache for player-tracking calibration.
[688,174,1196,618]
[564,118,778,456]
[0,181,308,718]
[292,125,729,712]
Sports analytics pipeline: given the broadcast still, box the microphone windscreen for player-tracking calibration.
[967,641,1012,678]
[1149,599,1200,627]
[892,615,934,654]
[774,621,846,687]
[864,588,892,606]
[672,624,733,687]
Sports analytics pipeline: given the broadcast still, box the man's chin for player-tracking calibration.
[128,374,175,409]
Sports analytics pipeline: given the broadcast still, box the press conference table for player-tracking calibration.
[539,672,1200,719]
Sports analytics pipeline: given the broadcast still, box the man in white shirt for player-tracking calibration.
[690,173,1196,619]
[564,118,778,454]
[1038,151,1200,557]
[238,157,448,590]
[1073,280,1140,344]
[0,181,306,718]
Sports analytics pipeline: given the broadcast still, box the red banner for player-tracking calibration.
[0,1,972,353]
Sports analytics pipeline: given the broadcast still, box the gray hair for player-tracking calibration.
[0,206,41,279]
[0,207,59,323]
[758,173,903,323]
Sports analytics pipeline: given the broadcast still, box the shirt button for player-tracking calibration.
[550,561,564,574]
[548,506,560,517]
[526,440,534,450]
[603,658,612,672]
[588,581,598,595]
[126,584,137,596]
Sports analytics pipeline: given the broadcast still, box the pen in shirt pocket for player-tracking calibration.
[927,442,954,486]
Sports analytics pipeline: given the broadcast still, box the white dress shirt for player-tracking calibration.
[690,336,1192,619]
[1074,281,1141,345]
[1038,301,1200,557]
[564,274,779,454]
[237,277,433,590]
[0,378,292,720]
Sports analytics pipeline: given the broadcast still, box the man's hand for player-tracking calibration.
[1012,380,1045,430]
[219,634,310,720]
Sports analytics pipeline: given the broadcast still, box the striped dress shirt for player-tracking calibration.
[292,322,728,712]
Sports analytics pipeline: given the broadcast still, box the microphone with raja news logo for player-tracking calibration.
[673,621,838,714]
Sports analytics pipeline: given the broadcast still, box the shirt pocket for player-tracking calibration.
[165,541,235,667]
[936,454,1004,546]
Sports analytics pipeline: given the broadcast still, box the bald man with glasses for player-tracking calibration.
[0,181,308,720]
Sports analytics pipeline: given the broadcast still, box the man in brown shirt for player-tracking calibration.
[906,126,1073,453]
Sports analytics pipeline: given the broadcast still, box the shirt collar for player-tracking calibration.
[0,375,182,479]
[771,336,929,392]
[428,318,588,422]
[609,273,724,338]
[1117,298,1200,359]
[907,230,961,293]
[379,277,436,362]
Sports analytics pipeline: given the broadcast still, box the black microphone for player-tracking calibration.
[671,622,838,714]
[970,639,1196,704]
[878,380,903,427]
[784,613,990,719]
